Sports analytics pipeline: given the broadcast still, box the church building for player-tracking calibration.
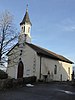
[7,7,73,81]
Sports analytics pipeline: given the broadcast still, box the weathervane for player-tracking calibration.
[26,4,28,12]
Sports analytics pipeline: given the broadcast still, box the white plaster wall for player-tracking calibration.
[7,44,72,81]
[37,56,72,81]
[7,66,17,79]
[7,45,20,79]
[59,61,72,81]
[7,44,37,79]
[41,57,59,81]
[21,44,37,77]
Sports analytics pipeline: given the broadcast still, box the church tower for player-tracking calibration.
[18,6,32,44]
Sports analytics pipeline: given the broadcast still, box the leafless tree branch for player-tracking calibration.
[0,11,18,67]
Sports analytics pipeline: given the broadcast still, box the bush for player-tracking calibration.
[5,79,13,88]
[31,76,37,83]
[16,78,23,86]
[0,69,8,79]
[71,80,75,86]
[23,76,37,84]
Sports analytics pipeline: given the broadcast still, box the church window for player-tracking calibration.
[20,50,22,56]
[19,58,21,61]
[22,27,23,31]
[22,27,23,29]
[20,52,22,56]
[54,65,57,74]
[68,67,70,75]
[24,26,25,32]
[8,59,10,64]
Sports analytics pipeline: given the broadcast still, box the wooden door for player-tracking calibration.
[17,61,24,78]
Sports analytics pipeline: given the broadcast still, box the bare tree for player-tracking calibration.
[0,11,18,67]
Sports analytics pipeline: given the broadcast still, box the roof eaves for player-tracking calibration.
[26,42,73,64]
[6,43,18,55]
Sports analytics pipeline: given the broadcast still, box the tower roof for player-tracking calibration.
[20,8,32,25]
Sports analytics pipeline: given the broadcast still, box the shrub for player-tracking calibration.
[16,78,23,86]
[31,76,37,83]
[71,80,75,86]
[0,69,8,79]
[3,79,13,88]
[23,76,37,84]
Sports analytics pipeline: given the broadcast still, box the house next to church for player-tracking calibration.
[6,7,73,81]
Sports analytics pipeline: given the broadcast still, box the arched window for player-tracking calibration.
[22,27,23,32]
[24,26,25,32]
[68,67,70,75]
[54,65,57,74]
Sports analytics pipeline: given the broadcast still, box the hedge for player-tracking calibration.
[23,76,37,84]
[0,69,8,79]
[0,76,37,89]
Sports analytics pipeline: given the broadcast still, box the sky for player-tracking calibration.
[0,0,75,66]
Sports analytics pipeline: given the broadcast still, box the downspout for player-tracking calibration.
[39,56,42,79]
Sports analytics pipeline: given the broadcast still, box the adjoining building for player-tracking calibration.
[7,7,73,81]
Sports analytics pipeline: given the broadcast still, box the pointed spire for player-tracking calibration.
[20,5,32,25]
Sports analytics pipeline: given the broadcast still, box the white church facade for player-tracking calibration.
[7,8,73,81]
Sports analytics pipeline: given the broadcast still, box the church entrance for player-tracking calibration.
[17,61,24,78]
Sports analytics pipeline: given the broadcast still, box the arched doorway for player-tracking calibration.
[17,61,24,78]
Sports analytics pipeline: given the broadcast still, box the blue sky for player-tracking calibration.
[0,0,75,65]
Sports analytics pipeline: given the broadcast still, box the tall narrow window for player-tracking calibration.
[68,67,70,75]
[8,59,10,64]
[54,65,57,74]
[24,26,25,32]
[22,27,23,32]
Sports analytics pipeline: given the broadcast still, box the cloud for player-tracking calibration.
[64,25,75,31]
[56,18,75,32]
